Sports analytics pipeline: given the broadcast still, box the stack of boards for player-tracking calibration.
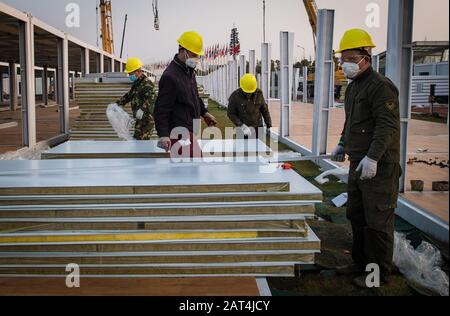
[71,74,134,141]
[0,148,322,277]
[71,73,210,141]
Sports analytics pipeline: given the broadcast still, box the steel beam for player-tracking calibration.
[279,32,294,137]
[302,66,308,103]
[56,36,70,135]
[18,16,36,147]
[293,67,300,101]
[372,54,380,73]
[99,53,105,73]
[81,48,90,75]
[238,55,246,80]
[249,50,256,75]
[385,0,414,193]
[42,66,48,106]
[8,63,18,111]
[261,43,271,100]
[312,9,335,156]
[0,72,3,103]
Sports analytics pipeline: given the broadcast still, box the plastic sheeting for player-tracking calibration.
[106,103,134,141]
[394,232,449,296]
[0,143,49,160]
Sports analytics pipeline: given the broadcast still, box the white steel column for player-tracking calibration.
[111,58,115,72]
[42,66,48,106]
[312,9,335,156]
[302,66,308,103]
[261,43,271,100]
[249,50,256,75]
[8,62,18,111]
[372,54,380,73]
[99,53,105,73]
[293,67,300,101]
[271,71,276,98]
[56,36,70,135]
[386,0,414,193]
[238,55,246,79]
[82,48,90,75]
[279,32,294,138]
[18,16,36,147]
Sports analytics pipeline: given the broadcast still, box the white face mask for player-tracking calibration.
[341,57,365,79]
[184,51,199,69]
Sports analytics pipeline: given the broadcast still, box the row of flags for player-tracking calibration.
[149,43,241,73]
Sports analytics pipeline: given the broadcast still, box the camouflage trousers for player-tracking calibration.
[346,161,402,281]
[133,120,155,140]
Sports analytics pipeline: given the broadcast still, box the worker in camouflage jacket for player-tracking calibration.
[117,57,156,140]
[331,29,401,288]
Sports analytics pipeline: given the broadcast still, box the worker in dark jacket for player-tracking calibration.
[331,29,401,287]
[116,57,156,140]
[154,31,217,157]
[228,74,272,138]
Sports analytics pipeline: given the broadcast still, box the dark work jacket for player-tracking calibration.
[154,55,208,138]
[227,88,272,128]
[340,67,400,163]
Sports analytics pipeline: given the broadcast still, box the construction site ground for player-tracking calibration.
[268,101,449,225]
[209,100,448,296]
[0,99,448,296]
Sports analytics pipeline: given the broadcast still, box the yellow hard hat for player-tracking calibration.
[240,74,258,94]
[125,57,144,74]
[336,29,376,53]
[177,31,205,56]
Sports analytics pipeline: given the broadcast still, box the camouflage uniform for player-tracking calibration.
[117,75,156,140]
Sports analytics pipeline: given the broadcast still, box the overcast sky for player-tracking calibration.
[3,0,449,64]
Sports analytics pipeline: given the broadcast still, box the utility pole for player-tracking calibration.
[263,0,266,43]
[120,14,128,58]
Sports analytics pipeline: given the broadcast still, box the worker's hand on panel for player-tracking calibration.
[158,137,172,152]
[135,109,144,120]
[331,145,346,162]
[356,156,378,180]
[203,113,218,127]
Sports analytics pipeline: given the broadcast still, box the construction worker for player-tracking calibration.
[227,74,273,138]
[154,31,218,157]
[331,29,401,287]
[117,57,156,140]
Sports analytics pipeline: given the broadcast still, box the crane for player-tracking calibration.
[303,0,318,52]
[153,0,160,31]
[99,0,115,54]
[302,0,347,89]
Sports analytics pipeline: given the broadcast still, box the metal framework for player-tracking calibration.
[311,9,334,156]
[0,2,146,148]
[386,0,414,193]
[261,43,271,100]
[279,32,295,137]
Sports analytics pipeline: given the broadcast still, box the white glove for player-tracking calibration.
[356,156,378,180]
[331,145,346,162]
[136,109,144,120]
[240,124,252,137]
[157,137,171,152]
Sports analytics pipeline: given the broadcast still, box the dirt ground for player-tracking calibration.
[208,100,449,296]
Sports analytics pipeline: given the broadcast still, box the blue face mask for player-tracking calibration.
[129,74,138,82]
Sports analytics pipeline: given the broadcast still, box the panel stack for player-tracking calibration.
[0,158,321,277]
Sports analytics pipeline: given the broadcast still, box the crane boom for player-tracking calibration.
[99,0,115,54]
[303,0,318,51]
